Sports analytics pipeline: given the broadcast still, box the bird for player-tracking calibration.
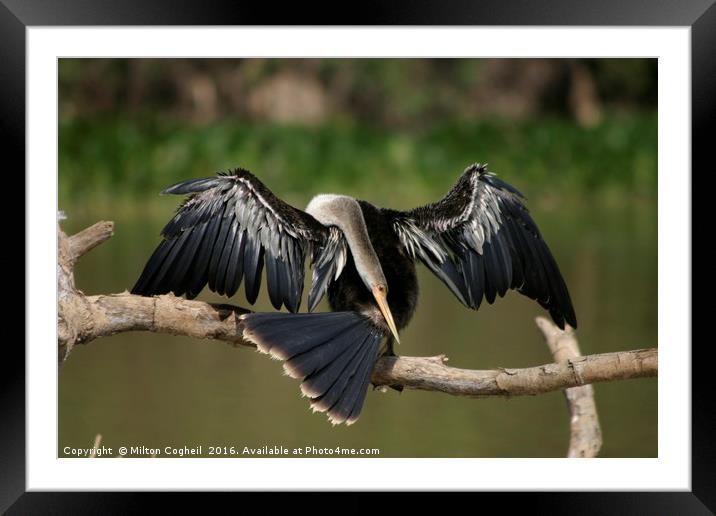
[131,163,577,425]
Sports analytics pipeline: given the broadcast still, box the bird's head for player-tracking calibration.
[307,194,401,344]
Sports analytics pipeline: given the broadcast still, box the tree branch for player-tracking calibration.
[535,316,602,457]
[370,347,655,396]
[57,220,658,401]
[68,221,114,261]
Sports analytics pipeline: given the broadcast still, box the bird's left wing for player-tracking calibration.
[131,168,347,313]
[387,164,577,329]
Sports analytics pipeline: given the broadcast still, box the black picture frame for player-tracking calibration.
[6,1,706,512]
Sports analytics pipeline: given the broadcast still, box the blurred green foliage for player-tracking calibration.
[60,58,657,210]
[59,113,656,210]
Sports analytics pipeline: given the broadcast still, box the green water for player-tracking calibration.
[58,192,657,458]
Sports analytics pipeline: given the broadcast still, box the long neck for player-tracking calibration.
[306,195,386,287]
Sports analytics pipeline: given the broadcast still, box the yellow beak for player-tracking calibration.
[371,286,400,345]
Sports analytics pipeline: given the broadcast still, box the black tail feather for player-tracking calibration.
[322,334,380,424]
[301,334,369,399]
[241,311,383,426]
[308,333,375,412]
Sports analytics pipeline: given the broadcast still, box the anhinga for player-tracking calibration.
[132,164,577,425]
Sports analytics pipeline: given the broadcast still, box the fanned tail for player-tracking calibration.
[241,311,383,425]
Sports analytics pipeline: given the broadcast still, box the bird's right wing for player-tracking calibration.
[131,168,347,313]
[387,164,577,329]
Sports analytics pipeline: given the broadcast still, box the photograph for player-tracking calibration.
[56,57,658,459]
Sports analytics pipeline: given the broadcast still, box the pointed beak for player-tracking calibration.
[371,286,400,345]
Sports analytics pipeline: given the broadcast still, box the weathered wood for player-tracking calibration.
[58,222,115,361]
[67,220,114,264]
[535,316,603,457]
[370,348,656,397]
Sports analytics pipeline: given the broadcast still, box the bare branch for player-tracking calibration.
[67,221,114,264]
[370,348,655,397]
[76,292,250,346]
[535,316,602,457]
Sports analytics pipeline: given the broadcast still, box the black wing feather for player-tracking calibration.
[482,240,499,304]
[170,224,206,295]
[265,252,283,310]
[224,229,246,297]
[186,213,221,298]
[493,231,512,296]
[307,226,348,312]
[148,229,190,294]
[132,168,345,313]
[206,207,231,291]
[132,237,176,295]
[389,163,577,329]
[215,222,237,297]
[462,249,484,309]
[243,235,264,304]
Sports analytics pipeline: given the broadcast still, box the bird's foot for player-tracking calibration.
[374,337,402,392]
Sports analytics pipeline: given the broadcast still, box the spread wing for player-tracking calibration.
[131,168,347,313]
[388,164,577,329]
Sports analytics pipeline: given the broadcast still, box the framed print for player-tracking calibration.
[7,0,708,512]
